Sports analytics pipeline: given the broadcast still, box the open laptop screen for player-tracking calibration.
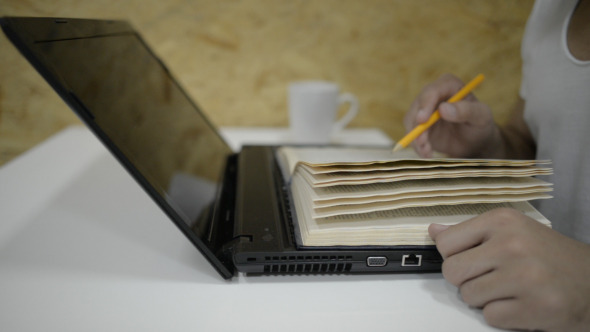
[46,34,231,225]
[3,18,233,253]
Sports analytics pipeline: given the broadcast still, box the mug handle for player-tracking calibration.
[332,92,359,133]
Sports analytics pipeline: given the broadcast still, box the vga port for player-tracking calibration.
[366,256,388,267]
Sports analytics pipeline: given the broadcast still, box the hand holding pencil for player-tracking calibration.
[395,74,490,157]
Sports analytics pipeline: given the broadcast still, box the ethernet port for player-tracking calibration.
[401,254,422,267]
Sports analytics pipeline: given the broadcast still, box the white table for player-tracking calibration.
[219,126,394,151]
[0,126,497,332]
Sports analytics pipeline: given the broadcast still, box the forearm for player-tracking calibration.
[498,126,536,159]
[493,98,536,159]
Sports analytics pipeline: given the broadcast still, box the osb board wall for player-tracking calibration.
[0,0,534,166]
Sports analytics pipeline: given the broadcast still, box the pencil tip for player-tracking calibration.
[392,143,403,153]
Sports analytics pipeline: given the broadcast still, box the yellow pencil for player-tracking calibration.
[392,73,485,153]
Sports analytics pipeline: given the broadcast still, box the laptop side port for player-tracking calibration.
[366,256,388,267]
[401,254,422,267]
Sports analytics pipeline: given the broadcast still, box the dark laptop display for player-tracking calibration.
[1,17,441,279]
[1,17,241,278]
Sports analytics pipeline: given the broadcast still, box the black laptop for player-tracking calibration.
[1,17,441,279]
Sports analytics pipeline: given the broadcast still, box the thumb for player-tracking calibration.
[428,223,450,242]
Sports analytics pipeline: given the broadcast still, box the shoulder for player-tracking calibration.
[523,0,578,40]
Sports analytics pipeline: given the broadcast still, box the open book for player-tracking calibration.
[276,147,553,247]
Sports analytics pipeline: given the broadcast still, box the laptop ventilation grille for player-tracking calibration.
[262,256,353,274]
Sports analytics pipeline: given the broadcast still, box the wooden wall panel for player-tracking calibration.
[0,0,534,165]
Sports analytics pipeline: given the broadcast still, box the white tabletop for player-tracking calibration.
[219,126,393,151]
[0,126,497,332]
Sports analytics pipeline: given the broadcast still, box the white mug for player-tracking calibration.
[288,81,359,144]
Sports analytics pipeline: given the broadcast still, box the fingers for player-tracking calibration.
[428,209,520,286]
[404,74,464,129]
[431,208,590,331]
[458,265,515,308]
[414,74,466,123]
[404,74,466,157]
[442,242,495,287]
[415,107,432,124]
[440,244,531,331]
[429,219,494,288]
[429,213,491,260]
[412,131,433,158]
[428,223,449,238]
[439,100,492,127]
[430,209,543,330]
[403,73,500,159]
[482,299,531,331]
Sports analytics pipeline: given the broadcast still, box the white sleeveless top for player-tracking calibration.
[520,0,590,243]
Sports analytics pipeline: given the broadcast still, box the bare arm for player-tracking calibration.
[496,97,536,159]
